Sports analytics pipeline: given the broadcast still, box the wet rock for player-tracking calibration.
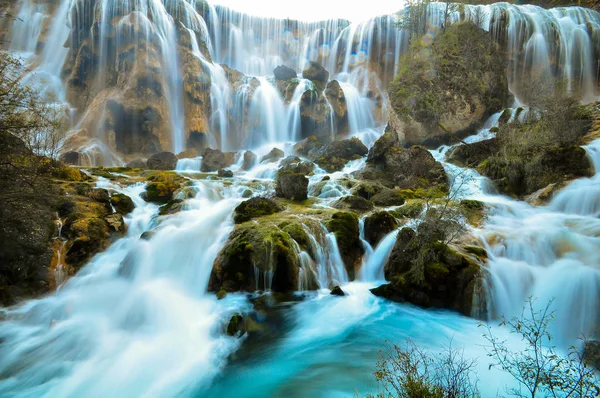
[177,148,198,159]
[371,188,406,207]
[141,172,182,204]
[226,313,246,337]
[276,171,308,201]
[293,136,324,157]
[60,151,82,166]
[66,218,110,268]
[274,65,297,81]
[332,195,374,212]
[302,61,329,89]
[324,80,349,135]
[330,286,346,296]
[88,188,111,206]
[147,151,177,170]
[326,212,363,280]
[158,199,185,216]
[233,197,283,224]
[360,134,448,193]
[261,147,285,163]
[309,137,368,172]
[279,156,314,175]
[105,213,126,233]
[299,89,333,140]
[127,158,147,169]
[446,138,499,168]
[371,227,485,317]
[140,231,155,240]
[242,150,258,170]
[364,211,399,246]
[218,168,234,178]
[110,193,135,215]
[210,223,300,293]
[201,148,234,172]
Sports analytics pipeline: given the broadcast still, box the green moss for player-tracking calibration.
[216,289,227,300]
[141,172,182,204]
[234,197,283,224]
[392,201,425,219]
[280,222,310,251]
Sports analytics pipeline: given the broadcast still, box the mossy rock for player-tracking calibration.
[110,193,135,215]
[459,200,485,226]
[159,199,185,216]
[371,189,406,207]
[275,171,308,201]
[326,212,363,279]
[332,195,374,212]
[209,222,299,293]
[226,313,246,337]
[279,221,310,252]
[364,211,399,246]
[66,217,110,268]
[141,172,183,203]
[234,197,283,224]
[392,201,425,219]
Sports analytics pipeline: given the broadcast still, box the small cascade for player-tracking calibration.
[248,77,288,146]
[175,157,202,172]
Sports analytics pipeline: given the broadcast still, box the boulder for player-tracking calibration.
[332,195,374,212]
[110,193,135,215]
[309,137,368,172]
[141,172,182,204]
[299,90,333,141]
[447,138,499,168]
[201,148,234,172]
[360,133,448,193]
[66,217,110,268]
[147,152,177,170]
[261,147,285,163]
[371,227,485,317]
[293,136,324,157]
[233,197,283,224]
[276,171,308,201]
[226,313,246,337]
[330,286,346,296]
[218,168,234,178]
[279,156,314,175]
[209,222,300,293]
[127,158,147,169]
[274,65,297,81]
[364,211,399,246]
[302,61,329,89]
[242,150,258,170]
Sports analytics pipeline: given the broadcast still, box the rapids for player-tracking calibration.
[1,0,600,396]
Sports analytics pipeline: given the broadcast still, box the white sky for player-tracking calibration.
[208,0,404,22]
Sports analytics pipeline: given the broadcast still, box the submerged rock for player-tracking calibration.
[226,313,247,337]
[147,151,177,170]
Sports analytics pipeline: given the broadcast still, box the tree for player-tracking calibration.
[482,298,600,398]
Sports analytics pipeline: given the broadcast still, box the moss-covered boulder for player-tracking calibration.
[158,199,185,216]
[141,172,183,204]
[364,212,399,247]
[209,222,300,293]
[293,135,323,157]
[147,151,177,170]
[309,137,368,172]
[388,22,508,147]
[201,148,235,172]
[110,193,135,215]
[371,189,406,207]
[65,217,110,268]
[233,197,283,224]
[371,227,486,317]
[391,202,425,219]
[332,195,374,212]
[360,134,448,193]
[276,171,309,201]
[226,313,247,337]
[326,212,363,279]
